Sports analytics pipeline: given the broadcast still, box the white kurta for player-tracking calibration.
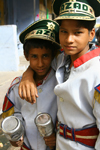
[52,49,100,150]
[7,68,57,150]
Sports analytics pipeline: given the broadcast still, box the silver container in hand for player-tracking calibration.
[1,116,24,141]
[34,113,54,137]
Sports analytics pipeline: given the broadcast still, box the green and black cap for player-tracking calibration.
[19,19,61,49]
[53,0,100,21]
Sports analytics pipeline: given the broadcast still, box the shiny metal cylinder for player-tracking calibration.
[1,116,24,141]
[34,113,54,137]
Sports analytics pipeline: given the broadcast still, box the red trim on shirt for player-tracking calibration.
[37,81,43,86]
[2,95,14,112]
[74,48,100,68]
[96,45,100,48]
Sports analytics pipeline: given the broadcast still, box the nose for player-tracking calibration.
[65,34,74,43]
[38,58,44,67]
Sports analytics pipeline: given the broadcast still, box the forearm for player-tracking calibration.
[22,66,34,80]
[19,65,38,104]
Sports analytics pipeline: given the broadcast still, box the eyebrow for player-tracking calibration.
[59,27,65,29]
[59,27,83,30]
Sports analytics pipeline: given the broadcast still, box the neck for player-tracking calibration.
[34,74,44,85]
[70,44,89,68]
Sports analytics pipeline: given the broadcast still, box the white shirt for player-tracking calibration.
[7,68,57,150]
[52,48,100,150]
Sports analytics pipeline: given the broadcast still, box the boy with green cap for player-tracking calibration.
[18,0,100,149]
[2,19,61,150]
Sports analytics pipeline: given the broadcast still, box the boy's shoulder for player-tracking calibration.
[52,52,66,70]
[7,76,22,94]
[2,76,22,118]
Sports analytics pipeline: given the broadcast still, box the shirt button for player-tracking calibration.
[38,112,41,114]
[59,97,64,102]
[39,89,42,93]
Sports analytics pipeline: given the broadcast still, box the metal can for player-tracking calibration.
[34,113,54,137]
[1,116,24,141]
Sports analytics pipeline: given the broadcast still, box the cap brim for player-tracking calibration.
[54,13,95,21]
[53,0,100,18]
[25,35,61,50]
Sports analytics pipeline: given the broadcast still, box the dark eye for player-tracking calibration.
[32,55,37,58]
[43,54,49,58]
[60,30,67,33]
[75,31,82,35]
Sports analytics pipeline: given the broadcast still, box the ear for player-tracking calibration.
[89,28,95,42]
[24,51,29,61]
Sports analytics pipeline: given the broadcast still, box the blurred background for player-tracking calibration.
[0,1,100,149]
[0,0,100,72]
[0,0,55,72]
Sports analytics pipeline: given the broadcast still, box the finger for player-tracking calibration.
[18,85,24,99]
[44,139,56,147]
[45,141,56,145]
[17,142,23,147]
[25,92,36,104]
[20,136,23,140]
[35,88,39,98]
[31,94,37,104]
[21,85,27,99]
[25,97,33,104]
[25,85,33,103]
[44,137,56,141]
[30,88,38,103]
[24,84,37,104]
[16,138,23,147]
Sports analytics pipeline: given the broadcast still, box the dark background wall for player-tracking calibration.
[5,0,39,35]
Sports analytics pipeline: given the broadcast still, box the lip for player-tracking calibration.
[36,69,46,73]
[64,46,76,50]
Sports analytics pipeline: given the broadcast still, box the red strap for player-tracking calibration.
[59,123,99,148]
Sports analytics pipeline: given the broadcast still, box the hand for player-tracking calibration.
[10,136,23,147]
[44,133,56,150]
[18,66,38,104]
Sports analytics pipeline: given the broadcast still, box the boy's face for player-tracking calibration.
[27,47,53,79]
[59,19,95,60]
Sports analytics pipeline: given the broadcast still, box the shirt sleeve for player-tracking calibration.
[8,87,25,124]
[51,53,64,71]
[51,57,57,71]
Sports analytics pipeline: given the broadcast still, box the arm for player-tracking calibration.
[18,66,38,104]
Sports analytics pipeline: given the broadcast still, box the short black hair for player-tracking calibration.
[96,27,100,38]
[57,20,96,31]
[23,39,58,58]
